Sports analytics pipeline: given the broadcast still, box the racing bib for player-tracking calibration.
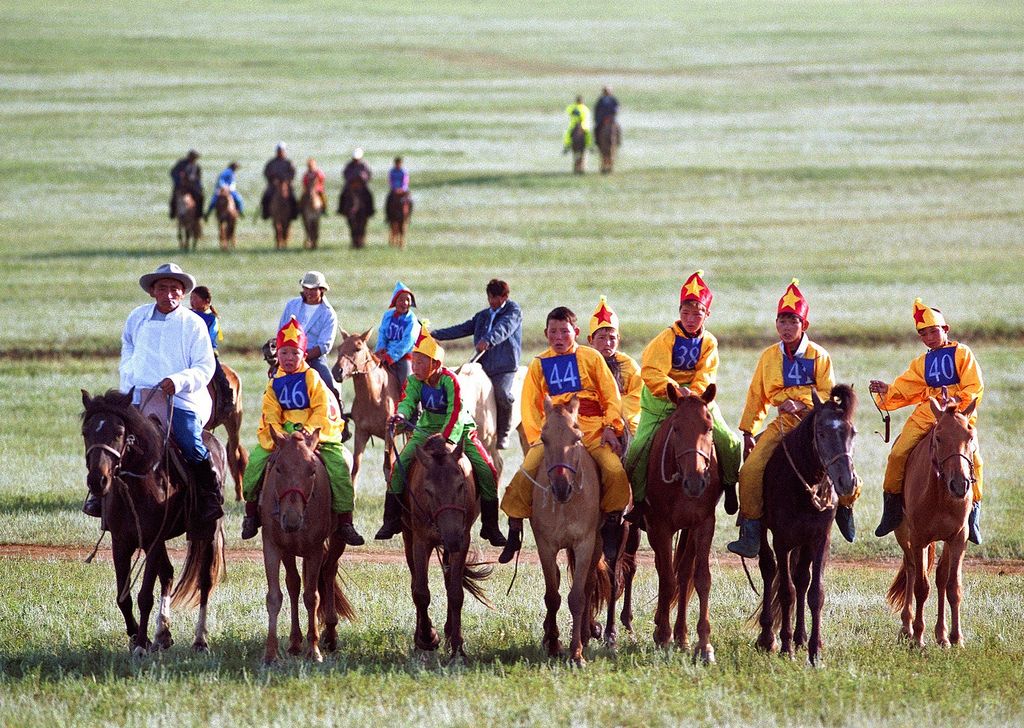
[421,383,449,414]
[672,336,703,371]
[925,347,960,387]
[541,354,583,396]
[386,321,405,340]
[272,372,310,410]
[782,356,816,387]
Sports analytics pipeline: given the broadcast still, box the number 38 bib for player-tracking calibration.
[925,347,960,387]
[272,372,311,410]
[672,336,703,371]
[541,353,583,396]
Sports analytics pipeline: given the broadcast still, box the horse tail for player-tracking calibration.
[668,529,694,610]
[615,526,640,599]
[590,555,612,622]
[171,521,226,610]
[886,558,910,612]
[317,569,357,623]
[462,548,494,608]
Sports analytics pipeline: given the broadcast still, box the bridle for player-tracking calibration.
[659,421,714,488]
[84,414,149,480]
[929,422,976,494]
[780,409,855,512]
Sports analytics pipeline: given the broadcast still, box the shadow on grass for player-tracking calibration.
[0,494,85,516]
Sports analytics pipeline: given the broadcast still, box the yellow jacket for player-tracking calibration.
[256,363,345,450]
[878,341,982,427]
[640,323,719,399]
[611,351,642,435]
[522,342,624,447]
[739,336,835,435]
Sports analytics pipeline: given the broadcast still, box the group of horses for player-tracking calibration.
[80,324,980,666]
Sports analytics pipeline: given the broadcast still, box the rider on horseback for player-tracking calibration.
[169,149,203,220]
[623,272,742,528]
[302,158,329,212]
[338,147,375,217]
[498,307,630,565]
[190,285,235,415]
[870,299,985,543]
[375,282,421,392]
[587,296,642,438]
[727,279,858,558]
[261,142,298,221]
[240,317,364,546]
[593,85,619,130]
[376,328,507,547]
[563,95,593,152]
[203,161,243,221]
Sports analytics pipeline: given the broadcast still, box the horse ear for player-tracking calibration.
[414,444,432,468]
[81,389,91,408]
[701,383,716,404]
[961,398,977,419]
[543,395,554,415]
[338,328,349,340]
[666,384,680,405]
[451,438,464,461]
[306,427,321,450]
[811,389,823,409]
[929,397,944,419]
[360,328,372,341]
[270,427,288,447]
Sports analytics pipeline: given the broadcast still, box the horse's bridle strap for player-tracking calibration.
[277,487,310,505]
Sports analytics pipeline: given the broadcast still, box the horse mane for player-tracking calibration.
[82,389,163,471]
[828,384,858,421]
[421,434,450,459]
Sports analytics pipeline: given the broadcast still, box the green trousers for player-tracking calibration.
[242,437,354,513]
[624,388,741,503]
[389,429,497,500]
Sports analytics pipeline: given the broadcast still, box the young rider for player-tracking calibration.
[586,296,642,437]
[375,281,421,393]
[190,285,234,414]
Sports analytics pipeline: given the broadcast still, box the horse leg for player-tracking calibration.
[445,549,468,663]
[537,541,563,657]
[567,538,597,667]
[230,413,248,501]
[411,542,439,651]
[757,539,779,652]
[674,531,695,650]
[934,543,951,647]
[283,555,303,655]
[351,429,369,485]
[777,547,796,657]
[648,526,675,647]
[691,522,716,665]
[792,546,812,650]
[112,537,140,650]
[807,545,827,666]
[302,552,324,662]
[911,546,929,648]
[604,552,619,648]
[947,541,967,646]
[263,545,283,664]
[132,548,162,657]
[619,525,640,634]
[151,544,175,651]
[321,538,344,653]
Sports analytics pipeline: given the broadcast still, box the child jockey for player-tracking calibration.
[870,298,985,543]
[624,271,742,526]
[727,279,857,558]
[240,317,363,545]
[375,327,507,547]
[587,296,642,437]
[190,285,234,414]
[498,306,631,564]
[375,281,421,393]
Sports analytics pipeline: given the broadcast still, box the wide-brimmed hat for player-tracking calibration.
[139,262,196,294]
[300,270,330,291]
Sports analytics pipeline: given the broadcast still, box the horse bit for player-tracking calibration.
[659,423,714,487]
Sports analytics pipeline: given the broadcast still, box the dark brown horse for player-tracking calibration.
[596,117,621,174]
[203,362,248,501]
[396,433,492,664]
[81,389,225,656]
[756,385,858,666]
[175,189,201,250]
[385,191,412,249]
[644,384,721,662]
[886,396,977,648]
[570,124,588,174]
[213,187,237,250]
[338,179,374,249]
[270,180,293,249]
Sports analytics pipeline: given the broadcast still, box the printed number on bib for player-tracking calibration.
[782,357,815,387]
[672,336,703,371]
[925,347,960,387]
[541,354,583,396]
[272,372,310,410]
[421,384,449,414]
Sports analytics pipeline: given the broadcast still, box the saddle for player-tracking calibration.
[135,388,223,488]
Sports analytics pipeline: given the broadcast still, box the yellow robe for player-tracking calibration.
[256,363,345,451]
[640,322,718,399]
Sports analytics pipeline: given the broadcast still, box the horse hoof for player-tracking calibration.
[570,655,586,669]
[132,645,147,660]
[544,639,563,657]
[308,649,323,663]
[192,640,209,654]
[446,652,468,668]
[590,623,602,639]
[263,653,277,665]
[695,646,715,665]
[604,633,617,650]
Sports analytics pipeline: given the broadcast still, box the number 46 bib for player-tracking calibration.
[541,354,583,396]
[272,372,311,410]
[925,347,960,387]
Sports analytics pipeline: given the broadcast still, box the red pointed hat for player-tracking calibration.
[777,278,809,321]
[679,270,713,309]
[276,316,308,351]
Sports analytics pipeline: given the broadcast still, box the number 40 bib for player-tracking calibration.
[541,354,583,396]
[925,347,960,387]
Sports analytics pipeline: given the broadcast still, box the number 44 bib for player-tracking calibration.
[925,346,960,387]
[541,354,583,396]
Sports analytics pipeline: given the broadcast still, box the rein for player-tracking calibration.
[778,413,852,513]
[658,423,713,487]
[385,423,464,532]
[870,391,891,443]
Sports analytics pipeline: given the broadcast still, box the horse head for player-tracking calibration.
[541,396,583,504]
[331,329,374,383]
[261,338,278,378]
[928,397,977,499]
[268,428,322,533]
[810,385,859,500]
[80,388,161,499]
[663,384,717,497]
[413,435,471,553]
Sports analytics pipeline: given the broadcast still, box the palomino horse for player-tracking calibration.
[175,189,201,250]
[756,385,858,666]
[644,384,721,663]
[395,433,492,663]
[269,180,293,249]
[260,428,355,663]
[299,189,324,250]
[596,117,621,174]
[385,191,412,249]
[203,362,248,501]
[213,187,238,250]
[887,396,977,648]
[81,389,225,656]
[338,179,373,249]
[570,124,588,174]
[530,396,609,667]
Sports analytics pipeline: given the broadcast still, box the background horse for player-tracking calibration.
[259,428,355,663]
[338,179,373,249]
[175,189,201,250]
[203,362,248,501]
[81,389,225,656]
[385,191,412,249]
[451,360,504,479]
[213,187,237,250]
[596,117,621,174]
[644,384,721,663]
[299,189,323,250]
[396,434,491,663]
[269,180,293,249]
[756,385,858,666]
[887,396,977,648]
[570,124,588,174]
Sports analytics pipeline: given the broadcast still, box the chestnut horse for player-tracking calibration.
[204,362,248,501]
[644,384,721,663]
[269,180,293,249]
[596,117,621,174]
[756,385,858,666]
[213,187,237,250]
[570,124,588,174]
[175,189,201,250]
[338,178,373,249]
[260,428,355,663]
[886,396,977,648]
[299,189,323,250]
[385,191,412,249]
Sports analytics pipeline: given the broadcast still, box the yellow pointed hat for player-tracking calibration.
[912,298,946,330]
[589,295,619,336]
[412,321,445,362]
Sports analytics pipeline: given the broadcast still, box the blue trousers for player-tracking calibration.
[489,370,516,440]
[171,408,209,464]
[308,355,343,407]
[206,190,244,215]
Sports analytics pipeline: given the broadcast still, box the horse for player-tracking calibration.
[596,117,621,174]
[529,396,609,667]
[570,124,588,174]
[260,428,356,663]
[213,187,238,250]
[600,420,641,648]
[450,360,504,479]
[338,179,373,249]
[886,396,977,648]
[644,384,721,663]
[385,191,412,249]
[203,362,248,501]
[80,389,225,656]
[755,385,858,666]
[175,189,201,251]
[395,433,492,663]
[270,180,293,249]
[299,189,323,250]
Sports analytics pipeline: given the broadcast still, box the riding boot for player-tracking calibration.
[374,492,404,540]
[727,517,762,558]
[478,498,507,547]
[601,511,623,564]
[874,492,904,538]
[334,512,365,546]
[623,499,646,529]
[967,502,982,545]
[495,396,513,450]
[835,505,856,543]
[723,481,739,516]
[340,412,353,444]
[497,517,523,564]
[187,456,224,541]
[83,492,102,518]
[240,499,260,540]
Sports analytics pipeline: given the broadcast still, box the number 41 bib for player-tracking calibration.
[541,353,583,396]
[925,347,960,387]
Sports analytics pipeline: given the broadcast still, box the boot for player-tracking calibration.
[340,410,353,444]
[967,502,982,545]
[727,517,762,558]
[497,517,523,564]
[83,493,102,518]
[601,511,623,564]
[478,498,507,547]
[335,512,365,546]
[623,499,646,528]
[187,457,224,541]
[374,492,404,540]
[835,505,856,543]
[495,395,513,450]
[874,492,904,538]
[723,482,738,516]
[241,499,260,540]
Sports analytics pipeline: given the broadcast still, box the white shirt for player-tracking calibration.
[119,303,216,422]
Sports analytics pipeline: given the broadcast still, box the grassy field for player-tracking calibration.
[2,0,1024,724]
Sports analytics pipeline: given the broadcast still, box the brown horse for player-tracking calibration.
[570,124,588,174]
[596,117,621,174]
[213,187,238,250]
[175,189,201,250]
[385,191,412,249]
[338,179,373,249]
[644,384,721,662]
[299,189,324,250]
[203,362,248,501]
[396,433,492,663]
[887,396,977,648]
[270,180,293,249]
[260,428,355,663]
[81,389,225,656]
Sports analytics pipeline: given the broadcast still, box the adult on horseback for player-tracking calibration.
[203,161,243,221]
[432,279,523,450]
[301,158,328,213]
[593,85,618,132]
[261,142,298,221]
[169,149,203,221]
[593,85,621,173]
[83,263,223,541]
[339,147,375,214]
